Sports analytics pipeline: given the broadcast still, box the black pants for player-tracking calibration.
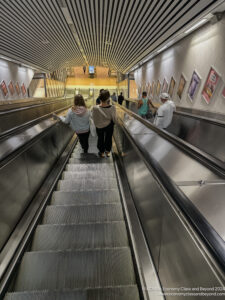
[96,122,114,153]
[77,131,90,152]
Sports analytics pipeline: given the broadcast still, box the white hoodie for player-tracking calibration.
[60,106,90,133]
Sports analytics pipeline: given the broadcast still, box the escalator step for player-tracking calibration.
[61,170,116,179]
[69,158,113,164]
[52,190,120,205]
[43,204,123,224]
[13,248,136,291]
[32,222,128,251]
[66,163,114,171]
[57,178,117,191]
[5,285,139,299]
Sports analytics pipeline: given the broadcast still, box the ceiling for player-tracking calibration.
[0,0,224,73]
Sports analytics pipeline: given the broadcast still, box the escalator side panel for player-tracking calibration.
[114,124,224,297]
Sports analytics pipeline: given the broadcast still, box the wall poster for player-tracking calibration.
[21,83,26,96]
[156,80,161,97]
[0,80,8,97]
[188,70,201,102]
[162,78,168,93]
[147,82,151,97]
[202,67,220,104]
[168,77,176,98]
[222,86,225,99]
[8,81,15,95]
[177,74,187,100]
[152,81,156,98]
[15,82,20,95]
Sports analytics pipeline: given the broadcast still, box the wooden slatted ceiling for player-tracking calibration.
[0,0,222,73]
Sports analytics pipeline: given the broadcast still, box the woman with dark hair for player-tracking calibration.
[60,94,90,153]
[92,90,116,158]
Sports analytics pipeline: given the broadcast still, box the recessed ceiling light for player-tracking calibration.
[185,19,207,34]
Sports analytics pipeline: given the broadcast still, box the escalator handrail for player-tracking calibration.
[125,97,225,126]
[116,103,225,177]
[0,104,71,142]
[117,118,225,273]
[0,96,69,113]
[0,109,69,166]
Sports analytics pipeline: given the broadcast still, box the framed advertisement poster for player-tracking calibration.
[21,83,26,96]
[168,77,176,98]
[147,82,151,96]
[0,80,8,97]
[152,81,156,98]
[188,70,201,102]
[8,81,15,95]
[202,67,220,104]
[156,80,161,97]
[162,78,168,93]
[177,74,187,99]
[15,82,20,95]
[222,86,225,99]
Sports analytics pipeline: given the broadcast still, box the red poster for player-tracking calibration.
[0,80,8,96]
[21,83,26,96]
[202,67,220,104]
[8,81,15,95]
[15,82,20,95]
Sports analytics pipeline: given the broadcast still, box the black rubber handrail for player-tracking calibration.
[116,103,225,177]
[117,118,225,273]
[125,98,225,126]
[0,105,70,142]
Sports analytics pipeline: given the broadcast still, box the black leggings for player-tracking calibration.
[77,131,90,152]
[96,122,114,153]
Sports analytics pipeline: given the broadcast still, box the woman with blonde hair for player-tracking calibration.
[60,94,90,153]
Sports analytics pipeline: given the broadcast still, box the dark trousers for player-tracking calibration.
[77,131,90,152]
[96,122,114,153]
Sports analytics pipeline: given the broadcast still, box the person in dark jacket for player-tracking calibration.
[96,89,104,105]
[118,92,124,105]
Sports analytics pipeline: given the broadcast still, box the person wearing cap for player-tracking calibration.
[154,93,176,129]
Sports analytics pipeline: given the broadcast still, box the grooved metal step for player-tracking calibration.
[52,190,120,205]
[69,158,113,164]
[32,222,128,251]
[61,170,116,179]
[5,285,140,300]
[57,178,117,191]
[13,248,136,291]
[66,163,114,171]
[43,204,123,225]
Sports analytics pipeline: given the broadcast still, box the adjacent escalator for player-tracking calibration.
[5,137,140,300]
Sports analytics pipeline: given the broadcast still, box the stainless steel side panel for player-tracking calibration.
[167,113,225,163]
[114,117,224,298]
[0,123,73,250]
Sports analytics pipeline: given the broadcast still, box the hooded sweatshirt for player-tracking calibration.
[60,106,90,133]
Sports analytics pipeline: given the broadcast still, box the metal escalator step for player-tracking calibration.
[71,153,100,159]
[13,248,136,291]
[57,178,117,191]
[32,222,128,251]
[43,204,123,224]
[66,163,114,171]
[52,190,120,205]
[69,158,113,164]
[5,285,140,299]
[62,170,116,180]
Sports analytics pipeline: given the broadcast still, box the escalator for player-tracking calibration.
[4,137,140,299]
